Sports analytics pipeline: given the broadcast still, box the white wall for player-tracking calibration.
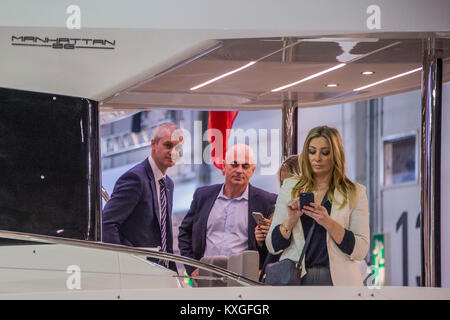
[381,91,422,286]
[381,83,450,288]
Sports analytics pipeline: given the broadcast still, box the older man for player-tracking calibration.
[178,144,277,276]
[102,122,182,271]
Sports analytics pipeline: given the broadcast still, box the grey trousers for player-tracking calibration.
[300,266,333,286]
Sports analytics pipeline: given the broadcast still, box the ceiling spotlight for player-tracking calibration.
[361,71,375,75]
[326,83,339,87]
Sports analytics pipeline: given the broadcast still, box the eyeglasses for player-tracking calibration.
[228,162,252,170]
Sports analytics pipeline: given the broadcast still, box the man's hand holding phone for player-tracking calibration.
[253,212,272,247]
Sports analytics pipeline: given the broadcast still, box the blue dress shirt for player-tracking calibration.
[204,184,249,257]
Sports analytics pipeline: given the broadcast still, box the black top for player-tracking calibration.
[271,193,355,268]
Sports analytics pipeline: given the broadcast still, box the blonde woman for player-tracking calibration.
[265,126,370,286]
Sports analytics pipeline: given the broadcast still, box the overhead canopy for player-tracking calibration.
[0,0,449,111]
[102,35,450,111]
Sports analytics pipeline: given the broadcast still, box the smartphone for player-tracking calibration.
[299,192,314,211]
[252,212,265,225]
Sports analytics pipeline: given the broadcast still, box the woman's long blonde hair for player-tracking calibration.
[291,126,357,210]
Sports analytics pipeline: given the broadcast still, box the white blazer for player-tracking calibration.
[266,177,370,286]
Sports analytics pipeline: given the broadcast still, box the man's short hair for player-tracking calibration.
[225,144,256,165]
[153,122,180,143]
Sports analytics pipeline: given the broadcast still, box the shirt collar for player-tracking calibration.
[218,184,249,201]
[148,156,165,182]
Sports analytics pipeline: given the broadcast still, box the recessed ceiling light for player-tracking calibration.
[361,71,375,75]
[271,63,346,92]
[354,67,422,91]
[326,83,339,87]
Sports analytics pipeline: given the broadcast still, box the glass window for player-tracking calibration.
[383,135,416,186]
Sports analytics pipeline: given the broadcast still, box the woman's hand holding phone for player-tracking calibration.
[301,202,331,228]
[283,192,314,234]
[286,198,302,220]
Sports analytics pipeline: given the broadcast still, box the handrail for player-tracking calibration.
[0,229,263,287]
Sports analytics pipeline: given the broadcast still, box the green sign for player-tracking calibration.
[372,234,386,287]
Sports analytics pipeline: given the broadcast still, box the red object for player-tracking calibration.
[207,111,239,171]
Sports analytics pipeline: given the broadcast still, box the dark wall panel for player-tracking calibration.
[0,87,100,241]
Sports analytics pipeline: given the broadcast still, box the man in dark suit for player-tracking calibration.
[102,122,182,272]
[178,144,277,276]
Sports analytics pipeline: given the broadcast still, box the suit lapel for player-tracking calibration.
[247,184,257,246]
[144,159,160,225]
[330,187,349,226]
[200,184,222,251]
[202,185,222,222]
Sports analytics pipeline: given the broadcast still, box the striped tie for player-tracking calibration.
[159,177,169,268]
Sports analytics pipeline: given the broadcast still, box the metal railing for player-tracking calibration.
[0,229,262,287]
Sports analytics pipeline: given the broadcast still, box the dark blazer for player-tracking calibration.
[178,183,277,275]
[102,159,176,271]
